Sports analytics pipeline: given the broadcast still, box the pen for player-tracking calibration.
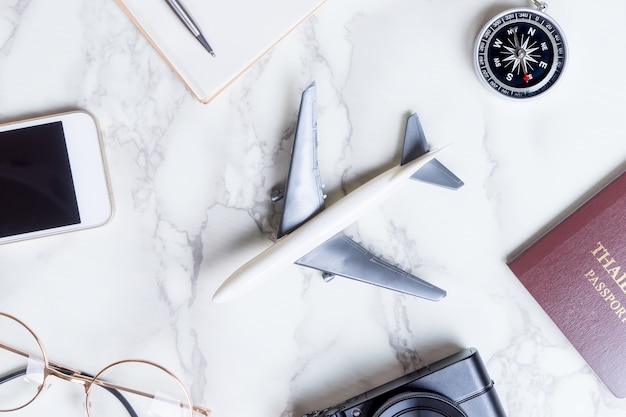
[164,0,215,57]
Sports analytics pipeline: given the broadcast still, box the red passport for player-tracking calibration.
[508,169,626,398]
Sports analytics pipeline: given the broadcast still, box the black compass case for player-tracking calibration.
[474,7,567,99]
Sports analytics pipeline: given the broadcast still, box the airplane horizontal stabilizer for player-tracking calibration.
[295,232,447,301]
[411,159,464,189]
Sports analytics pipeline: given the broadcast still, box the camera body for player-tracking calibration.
[302,348,506,417]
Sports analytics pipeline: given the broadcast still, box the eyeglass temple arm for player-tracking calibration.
[0,342,139,417]
[0,342,211,417]
[0,368,27,385]
[0,365,139,417]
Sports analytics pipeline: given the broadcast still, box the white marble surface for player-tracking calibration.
[2,0,626,416]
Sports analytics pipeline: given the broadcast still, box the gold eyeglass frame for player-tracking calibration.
[0,312,210,417]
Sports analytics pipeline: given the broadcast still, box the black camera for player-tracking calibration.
[302,348,506,417]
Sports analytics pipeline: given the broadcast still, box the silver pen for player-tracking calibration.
[164,0,215,57]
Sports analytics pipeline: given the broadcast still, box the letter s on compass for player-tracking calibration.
[474,2,567,99]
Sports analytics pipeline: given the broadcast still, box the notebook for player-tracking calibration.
[116,0,327,103]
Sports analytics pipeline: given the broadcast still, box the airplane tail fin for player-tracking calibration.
[401,113,464,190]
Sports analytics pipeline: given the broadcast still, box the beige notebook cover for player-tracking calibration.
[116,0,326,103]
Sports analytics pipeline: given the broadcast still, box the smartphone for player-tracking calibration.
[0,111,112,244]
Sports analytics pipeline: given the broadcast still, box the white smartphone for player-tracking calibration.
[0,111,112,244]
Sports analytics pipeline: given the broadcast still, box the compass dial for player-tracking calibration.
[474,8,567,99]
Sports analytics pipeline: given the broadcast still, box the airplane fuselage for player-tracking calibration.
[212,146,448,303]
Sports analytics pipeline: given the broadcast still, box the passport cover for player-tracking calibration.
[507,169,626,398]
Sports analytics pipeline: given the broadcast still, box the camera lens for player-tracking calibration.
[371,392,468,417]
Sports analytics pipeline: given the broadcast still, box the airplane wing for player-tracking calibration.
[402,113,464,190]
[295,232,447,301]
[277,82,325,238]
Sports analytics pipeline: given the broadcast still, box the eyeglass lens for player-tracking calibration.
[86,360,193,417]
[0,314,46,412]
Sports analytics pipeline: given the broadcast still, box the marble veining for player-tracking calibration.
[1,0,626,416]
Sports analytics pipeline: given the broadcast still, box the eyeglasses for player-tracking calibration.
[0,312,210,417]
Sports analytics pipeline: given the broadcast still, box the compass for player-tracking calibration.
[474,2,567,99]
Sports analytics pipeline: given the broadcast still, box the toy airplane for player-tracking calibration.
[213,82,463,303]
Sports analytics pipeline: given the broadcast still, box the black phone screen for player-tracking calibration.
[0,121,81,238]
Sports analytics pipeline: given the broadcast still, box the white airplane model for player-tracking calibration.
[213,82,463,303]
